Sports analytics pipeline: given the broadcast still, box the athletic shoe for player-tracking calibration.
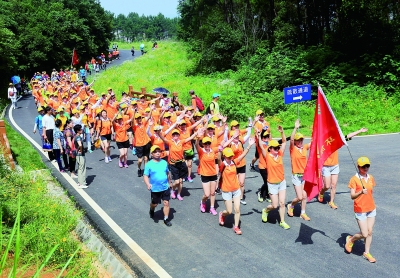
[177,195,183,201]
[129,145,133,150]
[363,252,376,263]
[108,156,112,162]
[266,197,272,203]
[132,148,136,155]
[280,221,290,230]
[71,173,78,179]
[200,202,206,213]
[218,211,225,226]
[257,192,264,202]
[119,162,123,168]
[240,199,247,205]
[164,219,172,227]
[345,235,353,253]
[209,207,217,215]
[124,163,129,168]
[215,187,221,195]
[88,150,93,153]
[318,193,324,203]
[105,157,109,163]
[149,209,155,218]
[233,226,242,235]
[187,177,193,183]
[287,204,294,217]
[77,184,88,189]
[250,164,256,172]
[138,169,142,177]
[171,190,176,199]
[300,213,311,221]
[328,202,338,209]
[60,169,65,173]
[261,209,268,223]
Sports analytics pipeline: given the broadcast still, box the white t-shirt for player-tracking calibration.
[8,87,17,98]
[42,114,56,130]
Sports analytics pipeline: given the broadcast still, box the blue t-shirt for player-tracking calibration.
[35,115,43,130]
[144,159,169,192]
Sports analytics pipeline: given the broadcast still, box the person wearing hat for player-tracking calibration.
[96,110,113,163]
[218,137,255,235]
[259,125,291,230]
[256,129,272,203]
[146,121,168,161]
[55,107,69,132]
[132,111,152,177]
[208,93,220,115]
[287,119,311,221]
[137,94,148,111]
[112,113,133,168]
[8,83,18,109]
[250,110,270,171]
[33,107,45,147]
[345,156,377,263]
[144,145,173,227]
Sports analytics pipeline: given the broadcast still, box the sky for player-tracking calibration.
[99,0,180,18]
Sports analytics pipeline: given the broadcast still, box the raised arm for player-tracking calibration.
[346,127,368,140]
[278,125,287,155]
[222,129,239,148]
[236,137,255,163]
[290,119,300,148]
[257,131,267,158]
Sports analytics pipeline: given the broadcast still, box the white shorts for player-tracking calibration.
[355,209,376,221]
[221,188,241,201]
[292,174,304,187]
[322,164,340,177]
[268,180,287,195]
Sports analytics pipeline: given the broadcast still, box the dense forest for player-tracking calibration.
[177,0,400,95]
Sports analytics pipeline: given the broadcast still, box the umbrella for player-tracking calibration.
[153,87,170,95]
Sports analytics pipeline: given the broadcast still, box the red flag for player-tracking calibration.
[72,48,79,65]
[303,86,347,201]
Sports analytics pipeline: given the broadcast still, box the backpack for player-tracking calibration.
[195,96,205,111]
[205,102,215,115]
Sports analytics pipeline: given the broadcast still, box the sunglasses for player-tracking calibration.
[203,142,211,145]
[360,164,370,169]
[272,146,280,151]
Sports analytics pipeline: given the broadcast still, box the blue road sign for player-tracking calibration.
[283,84,312,104]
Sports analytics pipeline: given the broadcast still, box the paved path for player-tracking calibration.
[6,51,400,277]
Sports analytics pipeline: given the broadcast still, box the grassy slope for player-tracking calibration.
[93,41,400,136]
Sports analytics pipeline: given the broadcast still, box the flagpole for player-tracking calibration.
[71,48,74,69]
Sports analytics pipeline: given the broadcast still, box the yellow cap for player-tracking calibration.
[72,109,79,114]
[202,137,212,144]
[120,103,127,109]
[268,140,280,148]
[230,120,239,127]
[212,116,221,122]
[207,123,215,129]
[134,113,142,119]
[294,132,304,140]
[116,114,123,120]
[108,87,112,90]
[172,129,180,135]
[153,125,163,131]
[96,108,102,114]
[73,97,80,103]
[150,100,156,104]
[187,106,194,111]
[9,83,13,86]
[357,157,371,167]
[131,100,137,105]
[262,130,270,137]
[145,107,151,112]
[139,94,144,98]
[178,120,186,125]
[56,107,63,113]
[222,148,234,157]
[82,101,88,105]
[37,107,43,112]
[150,145,161,153]
[256,109,263,115]
[194,112,202,117]
[79,105,85,110]
[164,112,171,118]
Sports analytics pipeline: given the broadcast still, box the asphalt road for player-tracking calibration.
[6,49,400,277]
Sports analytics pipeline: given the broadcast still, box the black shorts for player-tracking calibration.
[136,142,151,158]
[201,175,218,183]
[254,148,259,159]
[169,161,188,181]
[215,159,218,164]
[127,127,133,133]
[116,140,129,149]
[101,134,112,141]
[151,189,170,204]
[236,165,246,174]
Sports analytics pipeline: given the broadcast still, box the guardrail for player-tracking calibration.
[0,120,15,170]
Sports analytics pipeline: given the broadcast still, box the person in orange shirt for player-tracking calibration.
[96,110,113,163]
[344,156,377,263]
[318,127,368,209]
[147,122,168,161]
[112,114,133,168]
[259,126,291,230]
[218,137,255,235]
[159,127,200,201]
[195,135,218,215]
[256,130,271,203]
[287,119,311,221]
[132,112,151,177]
[212,115,227,145]
[250,110,270,171]
[137,94,149,111]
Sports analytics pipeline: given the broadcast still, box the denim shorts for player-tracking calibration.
[268,180,287,195]
[292,174,304,187]
[355,208,376,221]
[221,188,241,201]
[322,164,340,177]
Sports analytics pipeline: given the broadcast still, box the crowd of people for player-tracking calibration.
[27,73,377,262]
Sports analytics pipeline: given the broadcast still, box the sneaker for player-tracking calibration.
[218,211,225,226]
[261,208,268,223]
[132,147,136,155]
[105,157,109,163]
[280,221,290,230]
[215,187,221,195]
[250,164,256,172]
[209,207,217,216]
[328,202,338,209]
[318,193,324,203]
[200,202,206,213]
[108,156,112,162]
[266,196,272,203]
[177,194,183,201]
[164,219,172,227]
[71,173,78,179]
[300,213,311,221]
[171,190,176,199]
[60,169,65,173]
[233,226,242,235]
[363,252,376,263]
[345,235,353,253]
[129,145,133,150]
[240,199,247,205]
[149,209,155,218]
[124,163,129,168]
[257,192,264,202]
[287,204,294,217]
[138,169,142,177]
[187,177,193,183]
[88,150,93,153]
[77,184,88,189]
[119,162,123,168]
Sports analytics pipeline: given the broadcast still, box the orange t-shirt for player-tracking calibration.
[113,122,128,142]
[133,122,150,147]
[254,120,270,133]
[97,119,112,136]
[198,148,218,176]
[162,122,174,141]
[256,143,268,170]
[215,125,225,144]
[150,135,166,158]
[290,143,310,174]
[137,101,149,111]
[180,127,194,151]
[167,139,184,163]
[219,159,240,192]
[324,150,339,166]
[266,150,285,183]
[229,141,245,168]
[348,174,376,213]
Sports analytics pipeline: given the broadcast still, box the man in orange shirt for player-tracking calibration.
[250,110,270,171]
[132,112,151,177]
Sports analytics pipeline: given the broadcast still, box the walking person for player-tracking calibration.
[33,107,45,148]
[96,110,112,163]
[64,119,76,178]
[42,106,56,161]
[8,83,18,109]
[74,124,88,189]
[345,157,377,263]
[112,114,132,168]
[144,145,173,227]
[218,137,255,235]
[53,119,66,172]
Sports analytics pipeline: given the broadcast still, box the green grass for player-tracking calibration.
[4,121,46,171]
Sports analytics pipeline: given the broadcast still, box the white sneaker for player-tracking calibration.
[105,157,109,163]
[108,156,112,162]
[77,184,88,189]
